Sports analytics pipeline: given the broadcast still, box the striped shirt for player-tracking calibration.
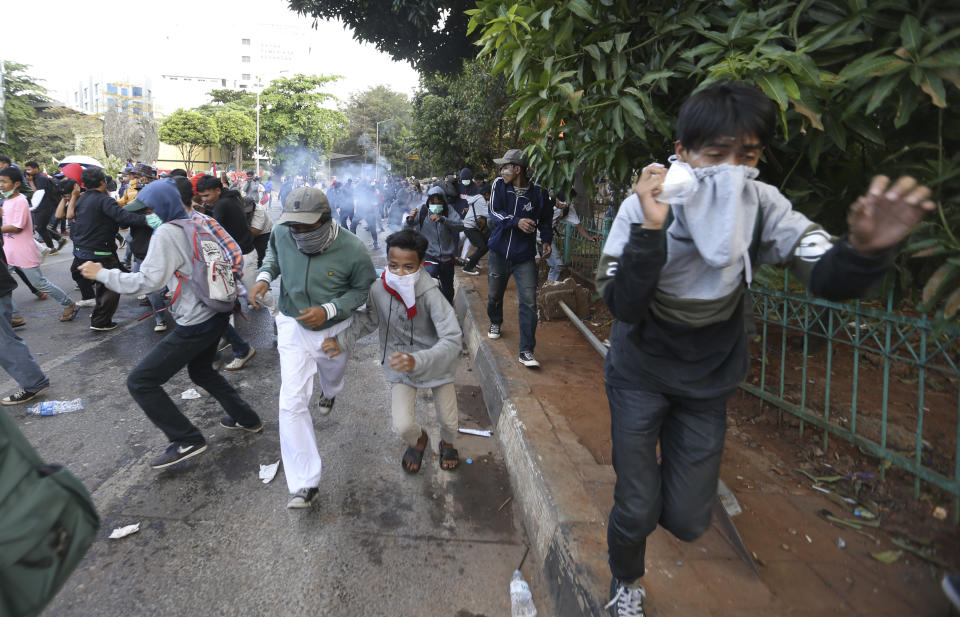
[190,210,244,276]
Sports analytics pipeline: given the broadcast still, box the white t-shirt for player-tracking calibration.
[552,201,580,225]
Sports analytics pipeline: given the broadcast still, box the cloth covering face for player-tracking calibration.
[382,269,418,319]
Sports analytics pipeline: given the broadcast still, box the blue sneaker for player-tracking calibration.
[150,441,207,469]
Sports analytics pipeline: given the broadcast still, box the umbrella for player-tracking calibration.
[58,155,103,168]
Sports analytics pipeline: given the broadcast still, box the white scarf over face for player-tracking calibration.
[669,161,761,284]
[382,269,418,318]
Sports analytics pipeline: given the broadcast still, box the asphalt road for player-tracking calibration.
[6,221,539,617]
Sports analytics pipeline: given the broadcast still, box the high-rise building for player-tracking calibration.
[68,77,153,118]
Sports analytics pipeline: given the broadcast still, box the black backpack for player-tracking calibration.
[0,410,100,616]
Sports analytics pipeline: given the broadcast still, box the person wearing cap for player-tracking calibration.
[456,167,489,276]
[65,166,148,331]
[241,171,264,205]
[544,189,597,282]
[486,148,553,368]
[79,179,263,470]
[249,186,376,509]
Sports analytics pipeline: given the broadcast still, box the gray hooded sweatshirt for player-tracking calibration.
[404,186,464,263]
[336,269,462,388]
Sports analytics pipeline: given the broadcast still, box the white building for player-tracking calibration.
[68,77,153,118]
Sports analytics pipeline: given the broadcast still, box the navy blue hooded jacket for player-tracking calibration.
[486,176,553,263]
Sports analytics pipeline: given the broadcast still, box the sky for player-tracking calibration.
[1,0,421,110]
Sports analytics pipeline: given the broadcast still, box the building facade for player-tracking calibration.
[69,77,154,118]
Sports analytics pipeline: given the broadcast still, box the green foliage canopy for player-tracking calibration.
[2,62,50,163]
[336,85,413,174]
[214,109,256,153]
[158,109,219,172]
[287,0,478,73]
[468,0,960,314]
[259,74,348,176]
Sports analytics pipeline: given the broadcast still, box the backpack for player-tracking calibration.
[167,219,238,313]
[0,410,100,617]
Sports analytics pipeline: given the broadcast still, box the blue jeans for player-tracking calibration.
[486,251,538,353]
[127,313,259,445]
[0,294,49,392]
[7,266,74,316]
[605,380,727,582]
[545,242,563,281]
[222,322,250,359]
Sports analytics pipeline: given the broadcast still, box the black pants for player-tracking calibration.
[424,261,455,305]
[33,207,60,249]
[464,227,489,269]
[70,254,121,327]
[127,313,260,445]
[253,232,270,268]
[10,267,41,296]
[605,381,727,582]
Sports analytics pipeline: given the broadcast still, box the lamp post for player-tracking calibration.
[375,118,392,181]
[254,71,287,178]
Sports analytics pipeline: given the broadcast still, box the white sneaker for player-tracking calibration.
[318,396,335,416]
[286,487,319,509]
[76,299,95,308]
[224,348,256,370]
[519,351,540,368]
[154,323,168,332]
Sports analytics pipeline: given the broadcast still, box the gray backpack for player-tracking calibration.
[167,219,238,313]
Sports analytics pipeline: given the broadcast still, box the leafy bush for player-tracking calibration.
[467,0,960,315]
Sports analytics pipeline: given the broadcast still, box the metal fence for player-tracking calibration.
[552,209,960,524]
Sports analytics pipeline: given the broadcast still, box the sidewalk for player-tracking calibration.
[453,268,949,617]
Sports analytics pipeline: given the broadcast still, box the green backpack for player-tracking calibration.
[0,410,100,617]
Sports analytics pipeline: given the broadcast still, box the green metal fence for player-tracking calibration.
[552,207,960,524]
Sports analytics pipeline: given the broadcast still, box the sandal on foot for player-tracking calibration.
[401,431,428,474]
[438,441,459,470]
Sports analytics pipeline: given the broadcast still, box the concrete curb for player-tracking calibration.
[454,276,611,617]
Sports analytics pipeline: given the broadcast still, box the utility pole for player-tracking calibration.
[375,118,391,182]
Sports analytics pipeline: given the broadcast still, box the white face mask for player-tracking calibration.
[383,269,418,316]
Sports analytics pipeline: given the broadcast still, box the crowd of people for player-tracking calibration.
[0,80,941,616]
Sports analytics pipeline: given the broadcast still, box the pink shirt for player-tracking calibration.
[2,194,41,268]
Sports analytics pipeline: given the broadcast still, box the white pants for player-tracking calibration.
[276,312,353,493]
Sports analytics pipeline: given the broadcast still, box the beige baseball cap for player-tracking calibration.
[277,186,331,225]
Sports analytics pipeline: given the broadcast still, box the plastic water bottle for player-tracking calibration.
[26,398,84,416]
[510,570,537,617]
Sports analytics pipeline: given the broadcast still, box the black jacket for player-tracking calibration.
[71,190,147,254]
[211,189,255,254]
[29,174,60,215]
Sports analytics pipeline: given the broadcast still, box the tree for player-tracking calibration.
[2,62,51,162]
[412,57,515,175]
[214,109,256,171]
[287,0,477,73]
[158,109,218,172]
[336,85,413,174]
[259,74,348,176]
[468,0,960,314]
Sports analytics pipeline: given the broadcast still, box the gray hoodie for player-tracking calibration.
[405,186,464,262]
[95,223,217,327]
[336,269,462,388]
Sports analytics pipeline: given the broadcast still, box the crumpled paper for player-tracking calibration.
[109,523,141,539]
[259,460,280,484]
[458,428,492,437]
[181,388,201,400]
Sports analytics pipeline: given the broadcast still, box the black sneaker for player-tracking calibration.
[220,416,264,433]
[150,441,208,469]
[519,351,541,368]
[462,266,479,276]
[287,487,319,509]
[1,385,49,405]
[487,324,501,339]
[605,578,646,617]
[318,396,335,416]
[90,322,119,331]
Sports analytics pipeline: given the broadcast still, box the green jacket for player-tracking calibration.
[258,226,376,330]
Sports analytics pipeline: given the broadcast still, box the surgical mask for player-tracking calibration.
[291,220,337,255]
[461,179,470,186]
[0,188,14,199]
[145,213,162,229]
[429,204,444,215]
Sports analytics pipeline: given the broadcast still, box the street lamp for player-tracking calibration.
[255,71,288,178]
[375,118,392,181]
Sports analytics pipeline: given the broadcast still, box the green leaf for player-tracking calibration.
[584,44,602,62]
[568,0,598,24]
[865,74,903,115]
[756,73,789,110]
[838,52,908,81]
[780,74,801,99]
[899,15,922,55]
[620,95,646,122]
[919,72,947,108]
[614,32,630,52]
[823,114,847,151]
[540,6,554,29]
[599,40,614,54]
[922,27,960,56]
[611,107,625,139]
[638,70,676,86]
